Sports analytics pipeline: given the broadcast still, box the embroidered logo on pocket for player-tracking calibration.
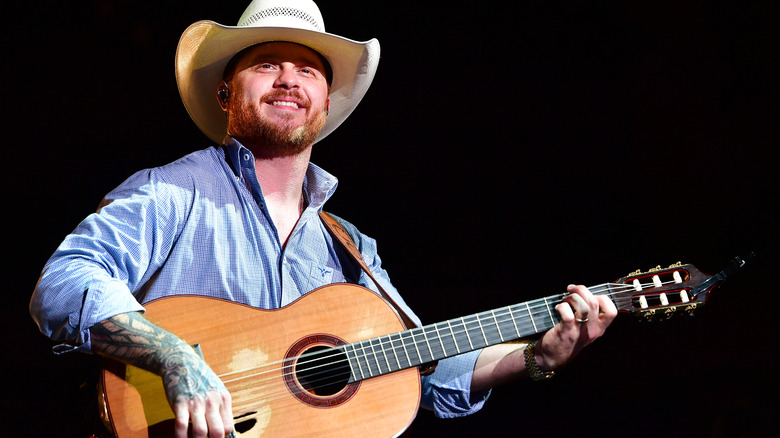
[315,266,332,278]
[309,263,334,284]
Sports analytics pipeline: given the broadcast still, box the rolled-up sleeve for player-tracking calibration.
[30,168,184,353]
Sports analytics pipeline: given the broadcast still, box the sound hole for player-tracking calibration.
[296,346,351,396]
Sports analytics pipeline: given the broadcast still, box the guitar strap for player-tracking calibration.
[318,211,420,330]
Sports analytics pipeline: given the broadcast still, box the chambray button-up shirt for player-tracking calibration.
[30,137,488,418]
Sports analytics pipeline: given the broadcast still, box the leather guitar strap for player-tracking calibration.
[318,211,420,330]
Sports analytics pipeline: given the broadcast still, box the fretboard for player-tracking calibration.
[342,293,566,382]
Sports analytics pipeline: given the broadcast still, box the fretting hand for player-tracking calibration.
[534,284,618,371]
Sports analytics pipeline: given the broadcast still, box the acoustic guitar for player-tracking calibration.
[100,256,750,437]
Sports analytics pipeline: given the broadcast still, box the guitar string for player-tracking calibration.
[226,283,631,396]
[217,279,690,406]
[220,279,644,383]
[221,282,643,408]
[221,280,669,390]
[226,279,692,409]
[223,279,675,404]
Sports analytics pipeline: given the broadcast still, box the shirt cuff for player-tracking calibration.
[70,276,145,353]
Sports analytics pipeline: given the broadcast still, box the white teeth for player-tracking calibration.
[272,101,299,109]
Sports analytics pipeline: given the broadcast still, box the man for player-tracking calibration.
[30,1,616,437]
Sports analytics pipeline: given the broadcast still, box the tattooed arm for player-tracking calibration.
[90,312,234,438]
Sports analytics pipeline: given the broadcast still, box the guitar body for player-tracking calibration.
[101,284,421,437]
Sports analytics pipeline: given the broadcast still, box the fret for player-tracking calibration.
[372,336,392,373]
[490,310,504,342]
[432,323,448,357]
[397,332,413,368]
[422,325,446,360]
[480,311,503,345]
[446,320,461,354]
[476,315,488,344]
[526,301,538,333]
[355,341,372,378]
[543,297,555,327]
[347,343,364,381]
[507,305,522,337]
[409,328,430,364]
[366,339,381,375]
[436,321,459,357]
[460,316,476,350]
[382,335,398,371]
[418,327,435,362]
[453,318,472,353]
[462,314,495,349]
[495,307,520,341]
[403,330,423,366]
[387,332,407,370]
[361,339,379,377]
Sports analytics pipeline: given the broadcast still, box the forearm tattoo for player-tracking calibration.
[90,312,223,402]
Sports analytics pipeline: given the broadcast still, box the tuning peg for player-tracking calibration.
[681,303,700,317]
[637,309,656,322]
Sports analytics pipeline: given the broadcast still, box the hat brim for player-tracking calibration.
[175,20,380,144]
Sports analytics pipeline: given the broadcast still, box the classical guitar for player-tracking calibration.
[100,256,750,437]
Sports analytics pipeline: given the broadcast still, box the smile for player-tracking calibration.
[271,100,300,109]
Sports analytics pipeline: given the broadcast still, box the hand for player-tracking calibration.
[90,313,235,438]
[161,348,235,438]
[535,284,617,371]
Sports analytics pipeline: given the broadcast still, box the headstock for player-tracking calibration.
[609,254,753,321]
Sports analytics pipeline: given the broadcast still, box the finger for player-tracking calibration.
[562,289,590,321]
[221,391,235,437]
[205,393,226,438]
[596,294,618,322]
[190,398,209,438]
[567,284,598,305]
[173,402,191,438]
[554,301,576,326]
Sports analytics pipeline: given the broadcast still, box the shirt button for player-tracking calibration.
[244,153,251,161]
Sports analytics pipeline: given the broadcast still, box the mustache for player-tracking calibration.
[261,89,310,107]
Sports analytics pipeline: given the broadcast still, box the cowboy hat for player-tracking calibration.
[175,0,380,144]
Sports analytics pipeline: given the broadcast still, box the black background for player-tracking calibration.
[5,1,778,436]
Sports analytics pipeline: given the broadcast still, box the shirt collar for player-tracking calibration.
[222,136,339,211]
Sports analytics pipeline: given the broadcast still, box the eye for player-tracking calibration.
[254,62,276,71]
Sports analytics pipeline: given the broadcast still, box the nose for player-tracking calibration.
[273,63,300,90]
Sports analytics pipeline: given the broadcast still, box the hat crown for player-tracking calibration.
[237,0,325,32]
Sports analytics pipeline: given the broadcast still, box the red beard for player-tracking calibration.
[227,89,327,158]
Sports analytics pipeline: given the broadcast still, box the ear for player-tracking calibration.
[217,82,231,111]
[326,97,331,116]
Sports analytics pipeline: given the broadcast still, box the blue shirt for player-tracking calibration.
[30,138,488,418]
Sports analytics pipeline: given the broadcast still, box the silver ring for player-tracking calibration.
[576,317,589,323]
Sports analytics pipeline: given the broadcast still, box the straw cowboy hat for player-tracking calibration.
[175,0,380,144]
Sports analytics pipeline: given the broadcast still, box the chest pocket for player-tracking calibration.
[307,261,346,287]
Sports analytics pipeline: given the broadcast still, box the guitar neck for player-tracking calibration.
[343,293,566,382]
[341,255,747,382]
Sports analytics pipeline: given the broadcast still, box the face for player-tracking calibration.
[223,42,331,157]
